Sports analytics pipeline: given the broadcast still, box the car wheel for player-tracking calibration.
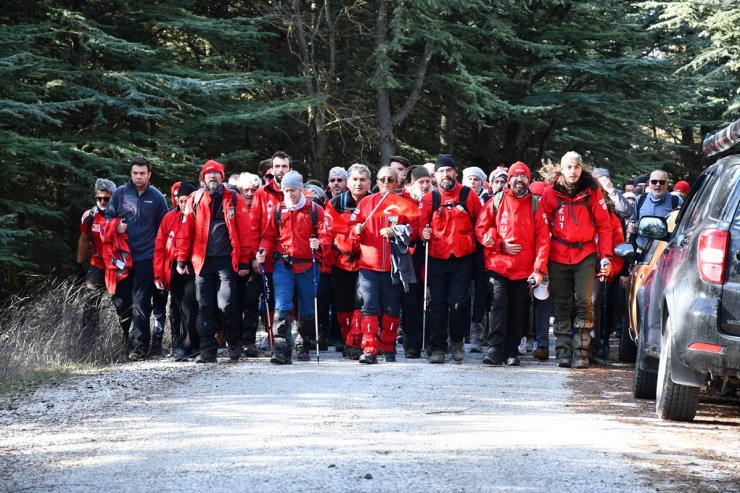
[618,326,637,363]
[655,316,700,421]
[633,335,657,399]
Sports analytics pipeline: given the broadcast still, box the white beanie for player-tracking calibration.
[462,166,487,184]
[328,166,348,180]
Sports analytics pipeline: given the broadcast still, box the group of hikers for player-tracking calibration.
[77,151,688,368]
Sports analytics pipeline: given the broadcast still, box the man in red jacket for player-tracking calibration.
[349,166,415,364]
[420,154,482,363]
[328,163,372,359]
[475,162,550,366]
[256,171,330,364]
[539,151,613,369]
[154,181,200,361]
[176,160,253,363]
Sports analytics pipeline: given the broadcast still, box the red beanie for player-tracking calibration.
[201,160,225,178]
[673,180,690,195]
[508,161,531,181]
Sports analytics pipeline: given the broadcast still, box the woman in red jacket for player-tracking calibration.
[539,152,613,369]
[153,181,199,361]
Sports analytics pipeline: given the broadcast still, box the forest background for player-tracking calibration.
[1,0,738,299]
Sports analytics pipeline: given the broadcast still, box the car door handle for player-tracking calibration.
[679,237,690,246]
[736,249,740,261]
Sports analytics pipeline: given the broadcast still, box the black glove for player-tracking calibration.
[75,262,86,283]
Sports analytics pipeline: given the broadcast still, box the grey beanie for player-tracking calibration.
[280,170,304,190]
[304,183,327,200]
[592,167,610,179]
[95,178,117,194]
[462,166,487,184]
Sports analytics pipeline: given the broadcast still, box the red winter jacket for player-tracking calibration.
[419,184,482,260]
[153,209,182,290]
[259,199,331,274]
[250,181,283,272]
[539,182,613,265]
[329,191,364,272]
[176,187,253,276]
[80,207,107,269]
[349,192,415,272]
[475,189,550,280]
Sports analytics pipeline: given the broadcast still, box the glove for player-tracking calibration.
[75,262,86,283]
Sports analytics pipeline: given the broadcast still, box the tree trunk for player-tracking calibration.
[376,0,394,168]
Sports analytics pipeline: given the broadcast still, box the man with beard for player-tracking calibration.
[539,151,613,369]
[106,157,168,360]
[327,166,348,198]
[420,155,482,364]
[249,152,291,325]
[328,163,372,359]
[176,160,253,363]
[475,162,550,366]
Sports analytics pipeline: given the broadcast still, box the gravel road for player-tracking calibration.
[1,346,738,493]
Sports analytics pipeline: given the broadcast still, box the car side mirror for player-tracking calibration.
[614,242,635,262]
[638,216,669,240]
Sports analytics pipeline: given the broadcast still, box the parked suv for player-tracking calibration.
[638,151,740,421]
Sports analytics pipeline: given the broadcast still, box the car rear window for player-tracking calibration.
[710,163,740,220]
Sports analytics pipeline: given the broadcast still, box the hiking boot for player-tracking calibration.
[573,354,590,369]
[557,357,572,368]
[149,335,162,356]
[358,352,377,364]
[296,345,310,362]
[195,352,217,363]
[383,352,396,363]
[127,351,145,362]
[174,348,189,362]
[228,346,242,361]
[470,345,483,353]
[243,343,259,358]
[451,342,465,362]
[345,346,362,360]
[482,348,504,366]
[533,347,549,361]
[405,348,421,359]
[429,351,445,364]
[318,337,329,352]
[507,356,521,366]
[270,352,292,365]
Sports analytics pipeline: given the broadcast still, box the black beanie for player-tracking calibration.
[177,181,199,197]
[434,154,457,171]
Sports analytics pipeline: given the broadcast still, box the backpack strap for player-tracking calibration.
[431,186,473,220]
[635,193,647,219]
[556,192,595,227]
[671,194,679,209]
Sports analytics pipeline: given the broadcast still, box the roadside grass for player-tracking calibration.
[0,278,125,391]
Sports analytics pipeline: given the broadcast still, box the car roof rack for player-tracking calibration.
[702,117,740,158]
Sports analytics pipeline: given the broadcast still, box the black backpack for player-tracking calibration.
[430,185,474,221]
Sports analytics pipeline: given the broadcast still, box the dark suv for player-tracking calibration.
[637,150,740,421]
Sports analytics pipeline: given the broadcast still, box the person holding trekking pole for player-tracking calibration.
[255,171,330,364]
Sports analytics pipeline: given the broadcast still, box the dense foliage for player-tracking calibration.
[1,0,738,298]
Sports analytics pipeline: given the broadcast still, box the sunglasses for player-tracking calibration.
[329,178,345,183]
[650,179,667,185]
[377,176,397,184]
[96,196,111,202]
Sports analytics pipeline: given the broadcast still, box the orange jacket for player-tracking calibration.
[419,184,482,259]
[176,187,253,276]
[475,189,550,280]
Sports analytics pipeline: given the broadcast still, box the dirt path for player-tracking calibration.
[1,349,738,492]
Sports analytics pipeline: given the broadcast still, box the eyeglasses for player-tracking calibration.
[329,178,345,183]
[650,179,667,186]
[377,176,397,184]
[96,196,111,203]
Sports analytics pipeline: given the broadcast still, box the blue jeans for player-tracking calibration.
[358,269,401,317]
[273,260,316,317]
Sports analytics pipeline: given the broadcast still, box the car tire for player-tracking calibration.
[618,328,637,363]
[633,335,657,399]
[655,316,700,422]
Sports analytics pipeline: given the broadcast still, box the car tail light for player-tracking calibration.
[688,342,725,354]
[697,229,730,284]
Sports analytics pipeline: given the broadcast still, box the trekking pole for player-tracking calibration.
[311,235,320,364]
[258,248,275,357]
[600,259,609,365]
[422,224,430,356]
